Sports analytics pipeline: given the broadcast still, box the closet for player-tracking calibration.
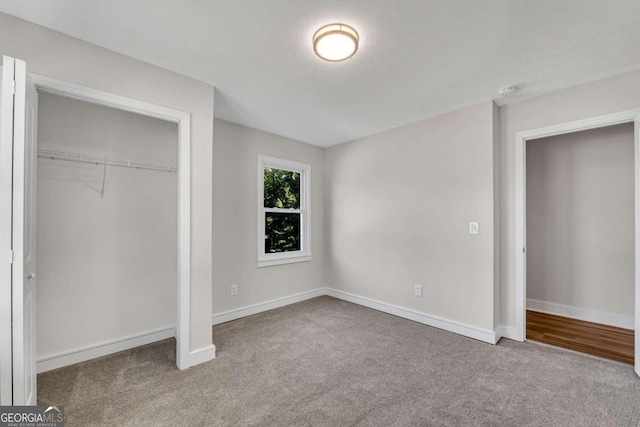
[525,123,635,364]
[35,92,178,372]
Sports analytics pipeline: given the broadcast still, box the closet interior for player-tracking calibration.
[35,92,179,374]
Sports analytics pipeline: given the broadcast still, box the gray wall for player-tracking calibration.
[0,12,214,354]
[36,93,178,359]
[526,123,634,316]
[325,101,498,331]
[499,68,640,327]
[212,119,325,315]
[3,12,640,384]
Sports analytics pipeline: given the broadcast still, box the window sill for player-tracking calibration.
[258,253,312,268]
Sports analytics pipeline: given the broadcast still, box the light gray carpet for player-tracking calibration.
[38,296,640,426]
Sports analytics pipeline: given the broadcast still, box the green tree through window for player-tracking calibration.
[264,167,301,253]
[264,168,300,209]
[258,156,310,267]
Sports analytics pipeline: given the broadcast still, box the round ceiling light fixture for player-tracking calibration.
[313,23,359,62]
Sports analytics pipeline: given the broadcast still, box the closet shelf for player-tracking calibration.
[37,148,177,173]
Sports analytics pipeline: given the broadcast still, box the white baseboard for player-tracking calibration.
[37,326,175,373]
[495,324,521,342]
[187,344,216,368]
[38,286,521,374]
[527,299,634,330]
[213,287,505,346]
[212,288,325,325]
[325,288,498,344]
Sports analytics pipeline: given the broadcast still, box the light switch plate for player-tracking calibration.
[469,222,479,235]
[414,284,423,297]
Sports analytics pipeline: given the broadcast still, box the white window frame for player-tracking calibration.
[258,155,311,267]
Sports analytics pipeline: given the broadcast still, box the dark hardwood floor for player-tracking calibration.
[526,310,635,365]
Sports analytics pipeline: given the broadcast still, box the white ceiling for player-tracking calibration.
[1,1,639,147]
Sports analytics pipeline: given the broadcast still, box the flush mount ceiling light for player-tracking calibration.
[313,23,359,62]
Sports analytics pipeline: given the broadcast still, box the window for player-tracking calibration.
[258,155,311,267]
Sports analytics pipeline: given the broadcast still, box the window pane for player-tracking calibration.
[264,167,300,209]
[265,212,301,253]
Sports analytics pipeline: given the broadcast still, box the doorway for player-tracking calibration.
[525,123,634,364]
[514,110,640,376]
[1,56,194,405]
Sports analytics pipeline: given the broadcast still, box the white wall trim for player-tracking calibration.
[37,328,216,373]
[527,299,634,330]
[31,73,195,370]
[514,109,640,352]
[0,57,16,405]
[211,287,527,346]
[495,325,520,342]
[257,254,312,268]
[32,74,189,124]
[325,288,499,344]
[36,326,175,374]
[212,288,325,325]
[187,345,216,367]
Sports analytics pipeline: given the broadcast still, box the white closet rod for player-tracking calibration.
[37,148,177,173]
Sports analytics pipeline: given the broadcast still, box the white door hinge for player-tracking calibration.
[8,250,13,264]
[11,80,15,95]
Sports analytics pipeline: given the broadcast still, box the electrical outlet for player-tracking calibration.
[414,284,423,297]
[230,284,238,296]
[469,222,479,235]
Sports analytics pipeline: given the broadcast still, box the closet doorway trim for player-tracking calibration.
[32,74,194,370]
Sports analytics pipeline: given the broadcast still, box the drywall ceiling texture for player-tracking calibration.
[0,1,638,147]
[325,101,498,331]
[212,119,325,317]
[0,13,215,355]
[526,123,634,317]
[37,93,178,360]
[499,68,640,328]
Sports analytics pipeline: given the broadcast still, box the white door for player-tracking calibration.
[0,58,15,406]
[0,55,38,405]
